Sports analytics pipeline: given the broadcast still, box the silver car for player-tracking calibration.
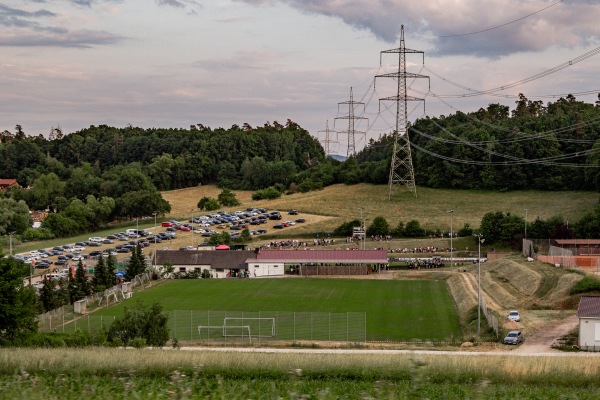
[508,310,521,322]
[503,330,523,345]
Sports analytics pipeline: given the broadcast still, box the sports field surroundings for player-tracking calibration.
[89,279,461,342]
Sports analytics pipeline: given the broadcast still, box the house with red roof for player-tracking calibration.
[0,179,19,192]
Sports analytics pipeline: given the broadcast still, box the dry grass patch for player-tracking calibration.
[543,273,584,305]
[489,259,542,296]
[161,184,598,233]
[447,274,477,324]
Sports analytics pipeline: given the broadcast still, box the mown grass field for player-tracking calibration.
[2,348,600,399]
[91,279,461,342]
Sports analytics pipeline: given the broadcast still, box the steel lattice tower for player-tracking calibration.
[375,25,429,199]
[318,120,339,157]
[335,87,368,158]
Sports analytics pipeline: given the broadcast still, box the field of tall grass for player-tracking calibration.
[2,348,600,398]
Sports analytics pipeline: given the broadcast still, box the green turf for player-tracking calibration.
[92,279,461,341]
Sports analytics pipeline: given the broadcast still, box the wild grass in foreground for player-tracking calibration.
[1,348,600,399]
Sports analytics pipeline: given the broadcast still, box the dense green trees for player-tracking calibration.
[125,245,147,281]
[0,255,38,343]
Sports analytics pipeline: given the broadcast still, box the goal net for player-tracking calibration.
[223,317,276,338]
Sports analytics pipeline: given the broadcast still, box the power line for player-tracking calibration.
[420,0,564,38]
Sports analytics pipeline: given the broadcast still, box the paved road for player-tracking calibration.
[176,346,598,357]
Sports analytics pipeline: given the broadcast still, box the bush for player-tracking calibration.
[129,337,147,349]
[333,220,361,237]
[570,276,600,295]
[107,301,169,347]
[21,227,55,242]
[252,186,281,200]
[197,196,220,211]
[296,179,323,193]
[218,189,240,206]
[404,220,425,237]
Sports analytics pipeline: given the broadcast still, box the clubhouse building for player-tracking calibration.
[153,249,389,278]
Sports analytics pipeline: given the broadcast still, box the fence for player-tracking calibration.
[51,310,367,344]
[38,272,153,332]
[479,294,499,338]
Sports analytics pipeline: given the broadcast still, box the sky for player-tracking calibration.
[1,0,599,155]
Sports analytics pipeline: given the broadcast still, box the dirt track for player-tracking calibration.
[512,314,578,353]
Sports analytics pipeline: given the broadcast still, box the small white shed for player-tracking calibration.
[577,295,600,351]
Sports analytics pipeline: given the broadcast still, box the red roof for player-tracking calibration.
[577,296,600,318]
[253,249,388,264]
[215,244,230,250]
[0,179,17,186]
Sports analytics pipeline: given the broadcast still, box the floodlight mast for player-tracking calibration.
[475,234,485,336]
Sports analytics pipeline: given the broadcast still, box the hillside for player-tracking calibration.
[443,254,584,339]
[162,183,599,234]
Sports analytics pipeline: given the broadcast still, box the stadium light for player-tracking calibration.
[448,210,454,273]
[524,208,528,239]
[475,234,485,336]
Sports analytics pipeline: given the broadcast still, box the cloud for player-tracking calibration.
[0,2,125,47]
[155,0,202,13]
[0,29,123,47]
[234,0,600,58]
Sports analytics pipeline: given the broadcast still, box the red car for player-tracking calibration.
[180,226,191,232]
[161,222,173,227]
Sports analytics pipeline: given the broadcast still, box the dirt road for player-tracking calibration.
[512,314,578,353]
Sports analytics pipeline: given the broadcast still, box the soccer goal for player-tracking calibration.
[223,317,276,338]
[197,325,252,342]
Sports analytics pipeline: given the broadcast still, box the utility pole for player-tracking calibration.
[375,25,429,199]
[318,120,339,157]
[475,234,485,336]
[448,210,454,272]
[524,209,528,239]
[335,87,368,158]
[9,231,15,257]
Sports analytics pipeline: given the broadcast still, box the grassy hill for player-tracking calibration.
[162,183,598,234]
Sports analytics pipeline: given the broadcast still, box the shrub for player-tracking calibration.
[252,186,281,200]
[218,189,240,207]
[129,337,147,349]
[333,220,361,237]
[197,196,220,211]
[570,276,600,295]
[107,301,169,347]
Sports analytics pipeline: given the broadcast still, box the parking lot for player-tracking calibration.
[14,208,310,278]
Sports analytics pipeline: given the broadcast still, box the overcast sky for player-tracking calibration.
[1,0,599,155]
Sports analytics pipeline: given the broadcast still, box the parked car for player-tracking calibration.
[508,310,521,322]
[503,330,523,345]
[288,210,299,215]
[162,222,173,227]
[103,239,114,244]
[88,236,103,242]
[295,218,306,223]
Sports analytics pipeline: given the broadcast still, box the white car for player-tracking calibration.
[508,310,521,322]
[72,245,85,252]
[88,236,103,242]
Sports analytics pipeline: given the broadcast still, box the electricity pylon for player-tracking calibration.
[318,120,339,157]
[335,87,368,158]
[375,25,429,199]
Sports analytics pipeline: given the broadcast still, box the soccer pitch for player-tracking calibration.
[95,279,461,341]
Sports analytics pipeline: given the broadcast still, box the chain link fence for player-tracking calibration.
[50,310,367,344]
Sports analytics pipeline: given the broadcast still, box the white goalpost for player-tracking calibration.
[223,317,276,338]
[197,317,276,342]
